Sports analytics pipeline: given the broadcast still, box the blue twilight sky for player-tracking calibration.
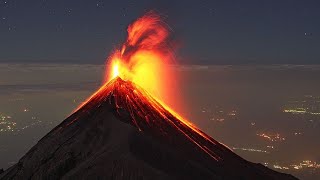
[0,0,319,64]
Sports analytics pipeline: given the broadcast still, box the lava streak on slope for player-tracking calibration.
[78,77,228,162]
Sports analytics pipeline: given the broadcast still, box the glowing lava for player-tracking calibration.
[76,12,224,161]
[75,77,223,161]
[105,11,174,102]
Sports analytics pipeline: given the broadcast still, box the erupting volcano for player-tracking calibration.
[0,12,297,180]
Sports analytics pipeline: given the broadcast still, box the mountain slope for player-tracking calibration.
[0,77,297,180]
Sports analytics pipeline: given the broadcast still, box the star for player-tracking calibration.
[67,8,73,15]
[96,1,104,8]
[7,25,16,31]
[304,32,313,37]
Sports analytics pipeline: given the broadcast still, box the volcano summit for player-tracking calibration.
[0,77,296,180]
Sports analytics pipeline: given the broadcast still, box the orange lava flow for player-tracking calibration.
[75,12,224,160]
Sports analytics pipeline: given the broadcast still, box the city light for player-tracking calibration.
[0,112,17,132]
[283,95,320,115]
[232,147,269,153]
[267,160,320,171]
[257,133,285,142]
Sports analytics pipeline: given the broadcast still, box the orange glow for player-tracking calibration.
[74,12,224,161]
[105,11,174,102]
[111,59,120,78]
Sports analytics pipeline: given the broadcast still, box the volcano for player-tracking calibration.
[0,77,296,180]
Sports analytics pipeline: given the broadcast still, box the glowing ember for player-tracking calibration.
[75,12,224,161]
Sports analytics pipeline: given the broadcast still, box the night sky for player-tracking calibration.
[0,0,319,64]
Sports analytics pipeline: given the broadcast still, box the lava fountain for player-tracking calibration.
[106,11,175,102]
